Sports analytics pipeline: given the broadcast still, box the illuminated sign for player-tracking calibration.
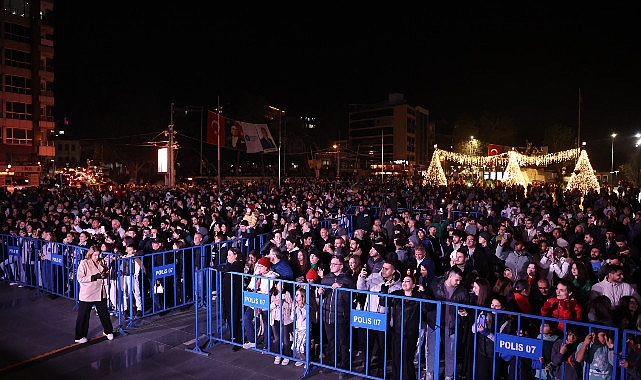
[158,148,168,173]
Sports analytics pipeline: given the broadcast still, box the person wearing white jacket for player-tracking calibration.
[356,259,402,378]
[539,246,571,287]
[74,245,114,343]
[242,257,279,350]
[590,263,640,307]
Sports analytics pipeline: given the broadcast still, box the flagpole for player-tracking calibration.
[381,128,384,183]
[217,96,221,187]
[278,111,282,187]
[577,88,581,150]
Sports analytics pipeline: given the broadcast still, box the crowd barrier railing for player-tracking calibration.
[1,233,633,380]
[193,268,445,379]
[0,234,248,332]
[621,329,641,380]
[191,268,634,380]
[0,234,87,300]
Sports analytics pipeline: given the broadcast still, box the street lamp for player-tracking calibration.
[268,106,285,186]
[611,133,617,171]
[611,133,617,185]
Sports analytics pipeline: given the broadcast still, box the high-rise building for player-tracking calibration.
[348,93,433,168]
[0,0,55,185]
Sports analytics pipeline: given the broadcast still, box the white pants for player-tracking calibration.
[122,275,142,311]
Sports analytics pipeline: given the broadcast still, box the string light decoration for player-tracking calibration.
[436,147,580,167]
[59,166,105,187]
[424,147,582,186]
[424,150,448,186]
[566,149,600,194]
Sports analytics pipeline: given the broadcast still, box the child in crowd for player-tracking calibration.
[549,325,582,380]
[532,321,560,380]
[304,270,321,360]
[575,329,614,380]
[270,280,293,365]
[292,286,308,367]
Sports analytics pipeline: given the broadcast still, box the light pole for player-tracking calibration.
[267,106,285,186]
[611,133,617,184]
[167,102,176,188]
[333,143,340,178]
[215,97,222,187]
[178,105,204,176]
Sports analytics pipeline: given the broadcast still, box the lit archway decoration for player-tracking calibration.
[424,147,597,193]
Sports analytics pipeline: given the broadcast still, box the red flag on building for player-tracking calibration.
[206,111,225,145]
[488,144,503,156]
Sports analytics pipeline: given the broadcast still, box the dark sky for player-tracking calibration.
[53,3,641,171]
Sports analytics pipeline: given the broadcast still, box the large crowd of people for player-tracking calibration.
[3,178,641,379]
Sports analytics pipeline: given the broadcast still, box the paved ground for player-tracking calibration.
[0,281,348,380]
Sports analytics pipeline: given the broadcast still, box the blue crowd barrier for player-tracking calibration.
[0,234,87,300]
[190,267,630,380]
[1,233,633,380]
[0,234,246,331]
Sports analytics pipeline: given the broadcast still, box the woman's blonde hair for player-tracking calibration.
[85,245,99,260]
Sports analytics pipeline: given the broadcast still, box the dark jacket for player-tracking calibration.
[218,260,245,319]
[461,245,491,279]
[473,311,511,358]
[386,288,427,335]
[355,209,373,231]
[321,271,355,324]
[549,338,581,380]
[425,275,470,333]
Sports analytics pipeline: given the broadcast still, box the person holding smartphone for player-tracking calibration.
[74,245,114,343]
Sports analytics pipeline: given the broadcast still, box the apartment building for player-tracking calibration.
[0,0,55,185]
[348,93,433,169]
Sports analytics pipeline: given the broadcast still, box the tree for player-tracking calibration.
[542,123,575,152]
[478,112,517,146]
[452,112,517,154]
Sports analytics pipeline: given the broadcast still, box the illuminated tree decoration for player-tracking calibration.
[421,146,581,187]
[424,150,448,186]
[566,149,600,194]
[503,150,526,187]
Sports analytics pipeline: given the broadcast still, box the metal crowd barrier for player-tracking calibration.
[0,233,87,300]
[0,234,249,332]
[190,268,628,380]
[0,234,630,379]
[192,268,445,380]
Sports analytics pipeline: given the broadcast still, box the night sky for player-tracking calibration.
[53,3,640,171]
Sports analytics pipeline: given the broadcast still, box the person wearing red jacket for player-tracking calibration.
[540,278,582,330]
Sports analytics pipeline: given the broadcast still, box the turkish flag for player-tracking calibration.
[206,111,225,145]
[488,144,502,156]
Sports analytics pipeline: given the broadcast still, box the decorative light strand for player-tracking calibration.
[435,147,580,167]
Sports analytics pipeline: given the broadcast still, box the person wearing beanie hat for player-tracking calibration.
[257,256,271,269]
[242,254,278,350]
[305,268,319,283]
[366,244,386,275]
[478,231,490,244]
